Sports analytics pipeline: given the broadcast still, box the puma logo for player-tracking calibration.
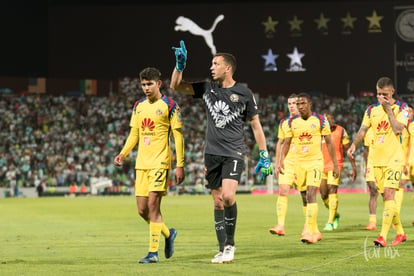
[174,15,224,55]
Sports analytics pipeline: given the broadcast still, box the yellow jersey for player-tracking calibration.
[285,113,331,164]
[279,116,297,166]
[121,95,184,169]
[364,127,374,166]
[407,119,414,164]
[361,101,409,167]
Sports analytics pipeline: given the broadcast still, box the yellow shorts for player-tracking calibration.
[322,170,341,186]
[294,164,323,192]
[135,168,169,196]
[409,165,414,181]
[365,165,375,182]
[278,163,296,187]
[373,166,402,194]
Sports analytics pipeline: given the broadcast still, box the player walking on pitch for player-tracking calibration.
[320,111,357,231]
[279,93,339,243]
[269,94,304,236]
[114,67,185,263]
[347,76,408,247]
[170,40,272,263]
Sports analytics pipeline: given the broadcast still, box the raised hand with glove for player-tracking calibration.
[254,149,273,181]
[171,40,187,72]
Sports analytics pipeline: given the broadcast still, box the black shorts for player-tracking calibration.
[204,153,244,189]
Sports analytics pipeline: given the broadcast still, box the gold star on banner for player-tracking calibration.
[366,10,383,32]
[341,12,357,29]
[262,16,278,33]
[288,15,303,31]
[314,13,330,30]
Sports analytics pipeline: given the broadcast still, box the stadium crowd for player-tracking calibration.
[0,77,405,196]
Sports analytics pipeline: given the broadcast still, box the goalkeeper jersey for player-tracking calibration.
[192,81,258,159]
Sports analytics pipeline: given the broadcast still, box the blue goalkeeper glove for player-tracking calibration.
[171,40,187,72]
[254,150,273,181]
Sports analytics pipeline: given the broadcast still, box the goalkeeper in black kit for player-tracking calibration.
[169,40,273,264]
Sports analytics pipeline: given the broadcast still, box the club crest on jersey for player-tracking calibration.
[141,118,155,131]
[156,109,163,116]
[230,94,239,102]
[402,110,409,119]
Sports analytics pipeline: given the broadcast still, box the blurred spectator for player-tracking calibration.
[0,79,399,194]
[69,183,77,194]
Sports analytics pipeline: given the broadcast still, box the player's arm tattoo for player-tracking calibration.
[385,108,405,134]
[352,125,368,148]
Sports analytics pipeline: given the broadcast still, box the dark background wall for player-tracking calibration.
[1,0,413,96]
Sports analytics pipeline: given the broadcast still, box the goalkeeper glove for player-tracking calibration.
[254,149,273,181]
[172,40,187,72]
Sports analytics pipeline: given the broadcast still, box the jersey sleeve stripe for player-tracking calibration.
[162,95,178,120]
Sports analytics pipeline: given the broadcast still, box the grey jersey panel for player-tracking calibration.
[192,81,258,158]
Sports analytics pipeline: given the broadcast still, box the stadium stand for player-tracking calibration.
[1,78,411,197]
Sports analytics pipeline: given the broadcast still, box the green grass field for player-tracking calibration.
[1,193,413,275]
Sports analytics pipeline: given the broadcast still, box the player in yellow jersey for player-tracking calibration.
[269,93,303,236]
[320,111,357,231]
[279,93,339,243]
[406,105,414,226]
[363,127,379,230]
[114,67,185,263]
[348,76,409,247]
[399,105,414,227]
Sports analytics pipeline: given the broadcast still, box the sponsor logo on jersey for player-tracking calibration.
[141,118,155,131]
[299,132,312,141]
[144,137,151,146]
[376,120,389,132]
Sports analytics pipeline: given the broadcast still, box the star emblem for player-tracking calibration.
[261,48,278,71]
[287,47,304,66]
[314,13,330,30]
[341,12,357,29]
[262,16,278,34]
[366,10,383,32]
[288,15,303,31]
[286,47,306,72]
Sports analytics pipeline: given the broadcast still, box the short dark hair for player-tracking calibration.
[214,53,237,74]
[139,67,161,81]
[297,92,311,102]
[376,77,393,89]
